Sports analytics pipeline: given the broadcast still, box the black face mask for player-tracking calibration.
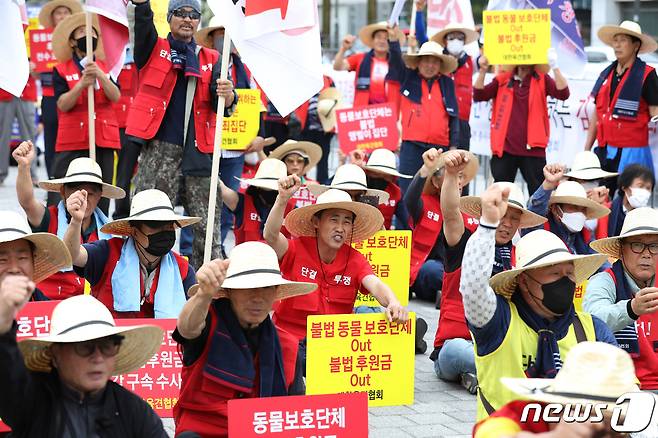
[366,175,389,191]
[75,36,98,54]
[143,230,176,256]
[529,275,575,315]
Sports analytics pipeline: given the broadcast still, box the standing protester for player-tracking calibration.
[473,52,569,195]
[127,0,236,268]
[173,241,316,436]
[607,164,655,238]
[269,140,323,208]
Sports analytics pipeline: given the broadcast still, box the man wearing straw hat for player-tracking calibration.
[308,163,391,206]
[586,207,658,391]
[606,164,655,239]
[172,241,316,436]
[12,141,125,299]
[459,184,616,420]
[64,189,198,319]
[0,294,167,437]
[585,21,658,181]
[269,140,324,208]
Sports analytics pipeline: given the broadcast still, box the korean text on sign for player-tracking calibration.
[306,313,415,407]
[483,9,551,65]
[336,103,399,154]
[222,88,262,150]
[29,29,57,73]
[228,392,368,437]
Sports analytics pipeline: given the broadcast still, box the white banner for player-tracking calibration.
[426,0,478,57]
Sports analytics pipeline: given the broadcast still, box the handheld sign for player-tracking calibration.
[336,103,399,153]
[483,9,551,65]
[29,29,57,73]
[222,88,262,150]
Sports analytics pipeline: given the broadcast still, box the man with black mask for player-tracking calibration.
[63,189,198,318]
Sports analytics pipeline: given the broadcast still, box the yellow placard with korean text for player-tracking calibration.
[574,280,588,312]
[352,230,411,307]
[483,9,551,65]
[222,89,262,150]
[150,0,170,38]
[306,312,415,407]
[24,18,40,58]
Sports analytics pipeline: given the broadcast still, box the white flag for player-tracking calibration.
[0,0,29,97]
[426,0,478,57]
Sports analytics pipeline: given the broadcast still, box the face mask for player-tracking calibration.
[584,218,598,231]
[366,175,388,191]
[628,187,651,209]
[75,36,98,54]
[561,211,587,233]
[143,230,176,256]
[534,275,576,315]
[581,181,599,192]
[446,39,464,56]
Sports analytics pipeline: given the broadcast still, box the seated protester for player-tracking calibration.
[607,164,655,238]
[221,158,296,245]
[460,184,616,421]
[585,207,658,390]
[308,163,390,207]
[172,242,316,436]
[268,140,323,208]
[0,211,71,302]
[64,189,197,318]
[0,294,166,437]
[433,152,545,394]
[12,141,125,299]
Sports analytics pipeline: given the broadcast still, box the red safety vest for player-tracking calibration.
[595,62,654,148]
[490,71,549,158]
[125,38,219,152]
[400,79,450,145]
[113,63,138,129]
[54,59,120,152]
[174,310,298,437]
[453,57,473,121]
[351,53,401,116]
[409,195,443,286]
[434,266,470,347]
[379,182,401,230]
[234,194,295,245]
[293,76,334,130]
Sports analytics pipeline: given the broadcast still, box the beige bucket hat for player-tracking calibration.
[237,158,288,191]
[308,164,390,204]
[364,148,411,179]
[431,22,479,46]
[489,229,607,298]
[195,15,224,49]
[358,22,406,48]
[549,181,611,219]
[403,41,458,73]
[39,157,125,199]
[52,12,105,62]
[19,295,163,375]
[269,140,323,176]
[38,0,83,28]
[598,20,658,55]
[564,151,618,181]
[317,88,342,133]
[590,207,658,259]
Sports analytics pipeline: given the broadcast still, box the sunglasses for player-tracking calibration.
[72,336,123,358]
[172,9,201,20]
[624,241,658,255]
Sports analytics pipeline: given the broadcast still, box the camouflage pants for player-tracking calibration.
[134,139,222,269]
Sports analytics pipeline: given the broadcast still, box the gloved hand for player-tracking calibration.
[547,48,558,70]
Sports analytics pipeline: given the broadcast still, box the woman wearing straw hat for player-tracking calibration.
[459,183,616,420]
[586,207,658,390]
[269,140,323,208]
[0,294,167,437]
[607,164,655,239]
[12,141,124,299]
[172,241,316,436]
[64,189,198,319]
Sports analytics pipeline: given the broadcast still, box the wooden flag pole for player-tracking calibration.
[407,1,417,55]
[203,32,232,264]
[85,10,96,162]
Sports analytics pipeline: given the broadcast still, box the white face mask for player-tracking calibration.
[446,39,464,56]
[584,218,598,231]
[561,211,587,233]
[581,181,599,192]
[628,187,651,209]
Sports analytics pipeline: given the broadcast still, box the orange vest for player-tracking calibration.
[400,79,450,145]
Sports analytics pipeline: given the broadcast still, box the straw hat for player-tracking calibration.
[317,88,342,133]
[52,12,105,62]
[38,0,83,28]
[502,341,639,410]
[0,211,72,283]
[188,241,317,300]
[39,157,125,200]
[459,182,547,229]
[101,189,200,236]
[598,20,658,54]
[195,15,224,49]
[19,295,163,375]
[403,41,458,73]
[564,151,618,181]
[549,181,611,219]
[308,164,390,204]
[358,22,406,48]
[364,148,411,179]
[431,22,479,46]
[590,207,658,259]
[237,158,287,191]
[268,140,323,176]
[489,229,607,298]
[284,189,384,242]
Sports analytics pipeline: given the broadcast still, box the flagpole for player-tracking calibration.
[85,10,96,162]
[408,1,417,55]
[204,32,232,264]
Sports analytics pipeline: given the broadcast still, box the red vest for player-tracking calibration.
[174,310,298,437]
[90,238,189,318]
[293,76,334,130]
[379,182,401,230]
[453,58,473,121]
[490,72,549,157]
[113,63,138,129]
[351,53,401,117]
[234,194,295,245]
[433,267,471,347]
[400,79,450,145]
[409,195,443,286]
[595,62,654,148]
[54,59,120,152]
[125,38,219,152]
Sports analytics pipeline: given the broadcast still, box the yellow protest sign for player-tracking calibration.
[306,313,415,407]
[24,18,40,58]
[573,280,588,312]
[222,88,262,150]
[352,230,411,307]
[150,0,170,38]
[483,9,551,65]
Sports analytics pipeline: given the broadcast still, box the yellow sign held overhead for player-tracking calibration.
[483,9,551,65]
[222,88,261,150]
[150,0,170,38]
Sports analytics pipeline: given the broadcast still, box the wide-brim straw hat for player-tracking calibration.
[39,157,125,199]
[308,164,390,204]
[317,88,342,133]
[502,341,640,411]
[358,21,406,48]
[284,189,384,242]
[364,148,411,179]
[269,140,323,176]
[403,41,458,73]
[38,0,83,28]
[189,241,317,300]
[0,211,72,283]
[19,295,163,375]
[590,207,658,259]
[598,20,658,54]
[101,189,200,236]
[52,12,105,63]
[460,182,546,229]
[549,181,611,219]
[195,15,224,49]
[489,229,607,298]
[564,151,618,181]
[237,158,287,191]
[430,22,479,46]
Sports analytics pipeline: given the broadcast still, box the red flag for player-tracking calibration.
[85,0,130,79]
[245,0,290,20]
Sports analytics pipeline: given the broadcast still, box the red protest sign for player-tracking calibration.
[336,103,399,154]
[28,28,57,73]
[228,392,368,437]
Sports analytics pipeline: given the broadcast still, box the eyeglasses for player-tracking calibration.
[72,336,123,358]
[172,9,201,20]
[624,241,658,255]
